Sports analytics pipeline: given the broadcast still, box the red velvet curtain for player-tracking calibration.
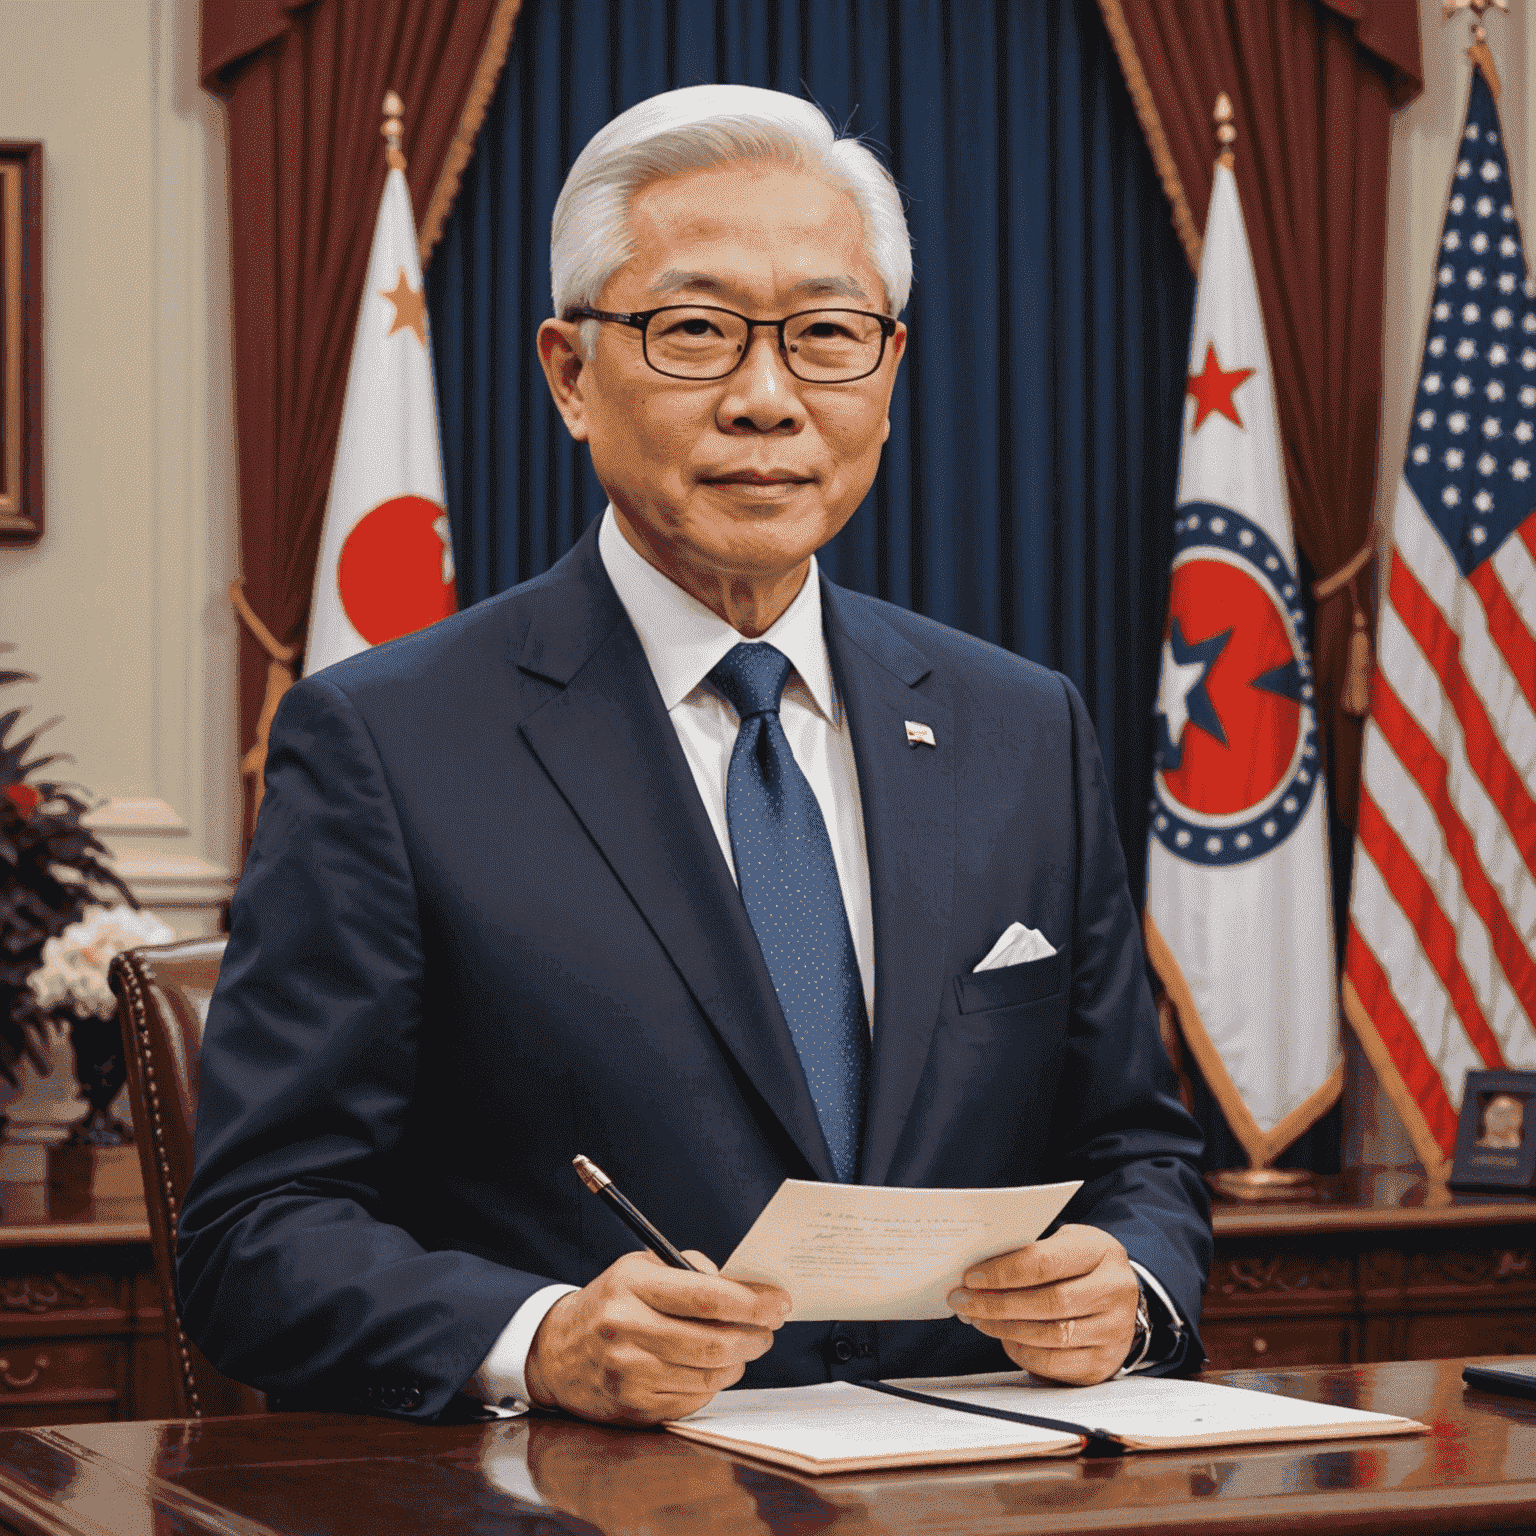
[1098,0,1422,826]
[201,0,517,841]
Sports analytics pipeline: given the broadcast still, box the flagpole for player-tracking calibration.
[1210,83,1316,1201]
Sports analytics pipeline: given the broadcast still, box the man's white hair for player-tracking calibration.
[550,84,912,341]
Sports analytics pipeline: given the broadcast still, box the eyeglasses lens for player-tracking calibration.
[643,307,884,381]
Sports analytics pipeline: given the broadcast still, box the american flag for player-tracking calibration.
[1344,65,1536,1175]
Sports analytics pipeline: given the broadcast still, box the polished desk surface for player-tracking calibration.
[0,1358,1531,1535]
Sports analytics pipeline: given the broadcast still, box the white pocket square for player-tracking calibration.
[974,921,1057,972]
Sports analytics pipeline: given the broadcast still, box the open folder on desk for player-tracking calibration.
[665,1371,1427,1475]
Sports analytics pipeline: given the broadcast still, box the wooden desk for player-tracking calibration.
[0,1154,174,1426]
[1206,1174,1536,1371]
[0,1359,1528,1534]
[2,1156,1531,1425]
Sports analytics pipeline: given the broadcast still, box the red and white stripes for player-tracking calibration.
[1345,481,1536,1166]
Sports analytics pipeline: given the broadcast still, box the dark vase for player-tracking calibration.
[65,1012,131,1147]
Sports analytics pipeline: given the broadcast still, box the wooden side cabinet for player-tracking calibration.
[0,1153,175,1426]
[1202,1240,1361,1367]
[1204,1181,1536,1370]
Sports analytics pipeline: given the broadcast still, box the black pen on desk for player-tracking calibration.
[572,1154,701,1271]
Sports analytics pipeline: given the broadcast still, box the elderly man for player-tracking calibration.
[179,84,1210,1426]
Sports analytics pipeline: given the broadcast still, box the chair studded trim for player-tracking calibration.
[111,949,203,1417]
[111,939,263,1419]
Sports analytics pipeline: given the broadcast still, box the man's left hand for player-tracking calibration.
[947,1224,1138,1386]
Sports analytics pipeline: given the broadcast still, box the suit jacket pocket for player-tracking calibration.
[953,952,1066,1014]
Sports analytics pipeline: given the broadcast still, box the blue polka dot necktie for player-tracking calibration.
[709,642,869,1182]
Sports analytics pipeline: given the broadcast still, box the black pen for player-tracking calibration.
[573,1154,701,1271]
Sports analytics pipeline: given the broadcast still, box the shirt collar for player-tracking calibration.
[597,506,839,723]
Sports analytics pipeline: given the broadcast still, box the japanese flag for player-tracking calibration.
[304,166,456,675]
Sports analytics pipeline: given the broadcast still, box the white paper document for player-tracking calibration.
[669,1380,1080,1472]
[720,1178,1081,1321]
[894,1371,1424,1448]
[666,1371,1427,1475]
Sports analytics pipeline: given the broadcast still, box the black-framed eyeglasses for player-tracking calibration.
[561,303,898,383]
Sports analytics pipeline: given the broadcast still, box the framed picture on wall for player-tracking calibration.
[0,142,42,546]
[1449,1070,1536,1192]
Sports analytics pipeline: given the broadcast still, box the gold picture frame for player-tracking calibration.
[0,142,42,545]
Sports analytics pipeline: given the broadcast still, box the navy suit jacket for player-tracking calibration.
[179,522,1210,1420]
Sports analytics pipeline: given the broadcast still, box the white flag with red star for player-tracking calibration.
[1143,160,1342,1166]
[304,165,456,675]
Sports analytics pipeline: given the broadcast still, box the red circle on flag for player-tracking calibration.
[338,495,456,645]
[1160,558,1300,817]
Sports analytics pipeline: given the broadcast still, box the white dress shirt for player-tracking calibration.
[468,508,1179,1408]
[595,506,878,1018]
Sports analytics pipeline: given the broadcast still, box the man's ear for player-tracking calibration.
[881,322,908,444]
[538,320,591,442]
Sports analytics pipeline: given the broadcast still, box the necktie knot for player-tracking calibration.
[710,642,794,721]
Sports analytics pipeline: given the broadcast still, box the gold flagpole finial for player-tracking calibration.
[382,90,407,172]
[1445,0,1509,40]
[1214,93,1236,170]
[1445,0,1510,100]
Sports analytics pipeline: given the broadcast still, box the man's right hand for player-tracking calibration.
[523,1250,790,1424]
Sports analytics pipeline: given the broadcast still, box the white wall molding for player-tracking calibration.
[87,795,233,931]
[82,796,190,836]
[110,848,233,911]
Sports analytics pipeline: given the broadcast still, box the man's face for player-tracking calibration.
[540,161,906,612]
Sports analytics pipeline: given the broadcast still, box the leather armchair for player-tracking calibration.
[111,938,265,1417]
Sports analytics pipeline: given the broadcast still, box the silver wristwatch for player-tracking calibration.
[1122,1280,1153,1371]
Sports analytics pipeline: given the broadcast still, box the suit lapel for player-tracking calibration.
[515,530,837,1181]
[822,583,956,1187]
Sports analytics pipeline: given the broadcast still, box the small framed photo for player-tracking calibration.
[1449,1070,1536,1192]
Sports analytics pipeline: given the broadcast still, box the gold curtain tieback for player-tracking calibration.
[1312,539,1378,717]
[229,579,299,826]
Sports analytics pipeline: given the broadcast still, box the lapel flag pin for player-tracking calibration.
[905,720,937,748]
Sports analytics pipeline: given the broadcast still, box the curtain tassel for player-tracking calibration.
[1343,588,1373,717]
[1313,539,1378,719]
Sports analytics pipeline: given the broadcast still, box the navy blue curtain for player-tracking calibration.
[424,0,1347,1172]
[426,0,1192,911]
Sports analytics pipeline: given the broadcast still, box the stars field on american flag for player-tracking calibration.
[1406,107,1536,565]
